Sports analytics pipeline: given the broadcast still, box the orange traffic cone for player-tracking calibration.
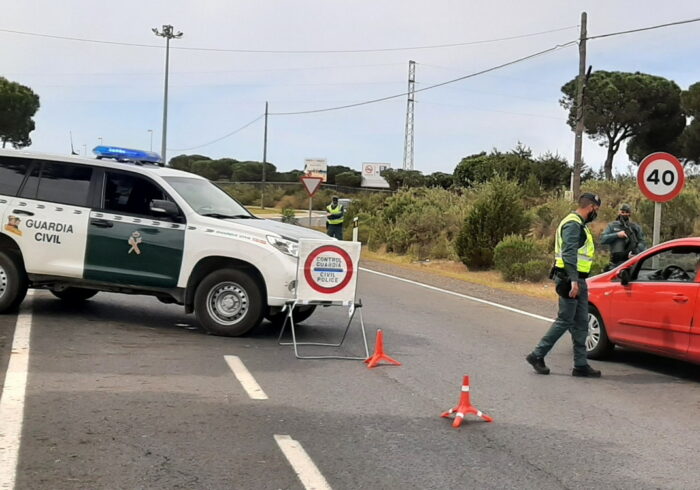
[364,329,401,369]
[441,375,493,428]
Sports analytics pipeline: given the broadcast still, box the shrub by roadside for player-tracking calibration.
[494,235,550,282]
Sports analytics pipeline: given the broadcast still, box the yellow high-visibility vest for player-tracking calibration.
[326,204,344,225]
[554,213,594,273]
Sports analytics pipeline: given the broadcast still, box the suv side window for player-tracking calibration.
[102,171,178,220]
[0,156,31,197]
[20,160,93,207]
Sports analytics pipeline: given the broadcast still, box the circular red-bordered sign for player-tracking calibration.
[303,245,354,294]
[637,152,685,203]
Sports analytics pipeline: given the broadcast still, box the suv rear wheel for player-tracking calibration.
[194,268,263,336]
[51,287,98,302]
[0,250,28,313]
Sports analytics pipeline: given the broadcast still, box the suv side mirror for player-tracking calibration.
[619,268,631,286]
[150,199,179,217]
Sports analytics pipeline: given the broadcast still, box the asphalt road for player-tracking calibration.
[1,265,699,489]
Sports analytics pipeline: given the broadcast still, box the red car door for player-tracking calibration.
[609,246,698,357]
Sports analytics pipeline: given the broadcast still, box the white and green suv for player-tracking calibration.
[0,149,329,336]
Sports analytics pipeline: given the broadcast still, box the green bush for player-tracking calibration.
[281,206,298,225]
[494,235,549,282]
[455,177,530,269]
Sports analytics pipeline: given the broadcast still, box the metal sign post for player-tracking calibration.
[637,152,685,247]
[300,176,323,228]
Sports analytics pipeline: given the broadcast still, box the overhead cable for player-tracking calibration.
[269,41,577,116]
[0,26,577,54]
[586,16,700,40]
[168,114,263,151]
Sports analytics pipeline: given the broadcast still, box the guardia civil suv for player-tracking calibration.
[0,149,329,336]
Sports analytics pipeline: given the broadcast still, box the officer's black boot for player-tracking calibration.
[526,353,550,375]
[572,365,602,377]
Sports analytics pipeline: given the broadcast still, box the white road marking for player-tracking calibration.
[274,434,332,490]
[224,355,268,400]
[360,267,554,323]
[0,291,34,490]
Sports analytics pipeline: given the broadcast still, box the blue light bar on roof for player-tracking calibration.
[92,146,162,164]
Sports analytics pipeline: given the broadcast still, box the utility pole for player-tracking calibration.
[148,129,153,151]
[572,12,587,199]
[403,60,416,170]
[260,102,269,209]
[152,24,183,166]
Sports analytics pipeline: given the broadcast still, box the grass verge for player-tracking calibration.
[361,249,557,301]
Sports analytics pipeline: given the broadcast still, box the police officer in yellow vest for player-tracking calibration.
[326,196,345,240]
[526,193,602,377]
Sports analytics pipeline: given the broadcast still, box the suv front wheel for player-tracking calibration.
[194,268,263,336]
[0,250,28,313]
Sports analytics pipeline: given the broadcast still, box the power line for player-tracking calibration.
[586,16,700,40]
[0,25,577,54]
[168,114,263,151]
[269,41,577,116]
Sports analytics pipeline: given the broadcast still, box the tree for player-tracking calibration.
[326,165,355,185]
[425,172,454,189]
[561,71,684,180]
[380,169,425,190]
[169,154,211,172]
[0,77,40,148]
[678,82,700,165]
[453,146,570,190]
[454,177,530,269]
[334,171,362,187]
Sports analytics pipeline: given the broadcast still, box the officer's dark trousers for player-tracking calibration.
[533,279,589,367]
[327,224,343,240]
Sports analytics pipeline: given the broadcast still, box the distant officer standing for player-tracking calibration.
[326,196,345,240]
[601,203,646,269]
[526,193,602,378]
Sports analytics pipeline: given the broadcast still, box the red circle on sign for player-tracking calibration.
[303,245,354,294]
[637,152,685,203]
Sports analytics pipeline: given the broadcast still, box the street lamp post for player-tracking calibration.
[152,25,183,166]
[148,129,153,151]
[98,137,103,146]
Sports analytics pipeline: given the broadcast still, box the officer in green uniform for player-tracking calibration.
[600,203,646,269]
[326,196,345,240]
[526,193,602,377]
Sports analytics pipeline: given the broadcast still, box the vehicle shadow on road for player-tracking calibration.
[595,348,700,383]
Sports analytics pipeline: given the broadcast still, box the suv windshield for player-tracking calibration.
[163,177,255,219]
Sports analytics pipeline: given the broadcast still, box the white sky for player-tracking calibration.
[2,1,700,175]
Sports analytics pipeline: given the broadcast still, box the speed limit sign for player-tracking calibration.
[637,152,685,203]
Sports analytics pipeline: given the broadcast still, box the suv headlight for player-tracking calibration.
[267,235,299,257]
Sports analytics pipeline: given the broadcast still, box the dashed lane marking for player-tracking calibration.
[274,434,332,490]
[224,355,269,400]
[0,291,34,490]
[360,267,554,323]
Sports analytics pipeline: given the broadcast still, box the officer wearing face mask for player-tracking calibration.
[526,193,602,378]
[601,203,646,269]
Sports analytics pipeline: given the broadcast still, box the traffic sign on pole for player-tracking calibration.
[637,152,685,247]
[637,152,685,203]
[300,176,323,197]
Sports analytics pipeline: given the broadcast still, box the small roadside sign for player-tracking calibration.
[637,152,685,203]
[296,240,361,303]
[300,176,323,197]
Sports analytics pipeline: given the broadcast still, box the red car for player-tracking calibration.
[586,237,700,364]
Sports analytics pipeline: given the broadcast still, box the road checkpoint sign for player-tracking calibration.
[637,152,685,203]
[296,240,361,304]
[300,176,323,197]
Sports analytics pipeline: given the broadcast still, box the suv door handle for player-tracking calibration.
[672,294,688,303]
[90,219,113,228]
[12,209,34,216]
